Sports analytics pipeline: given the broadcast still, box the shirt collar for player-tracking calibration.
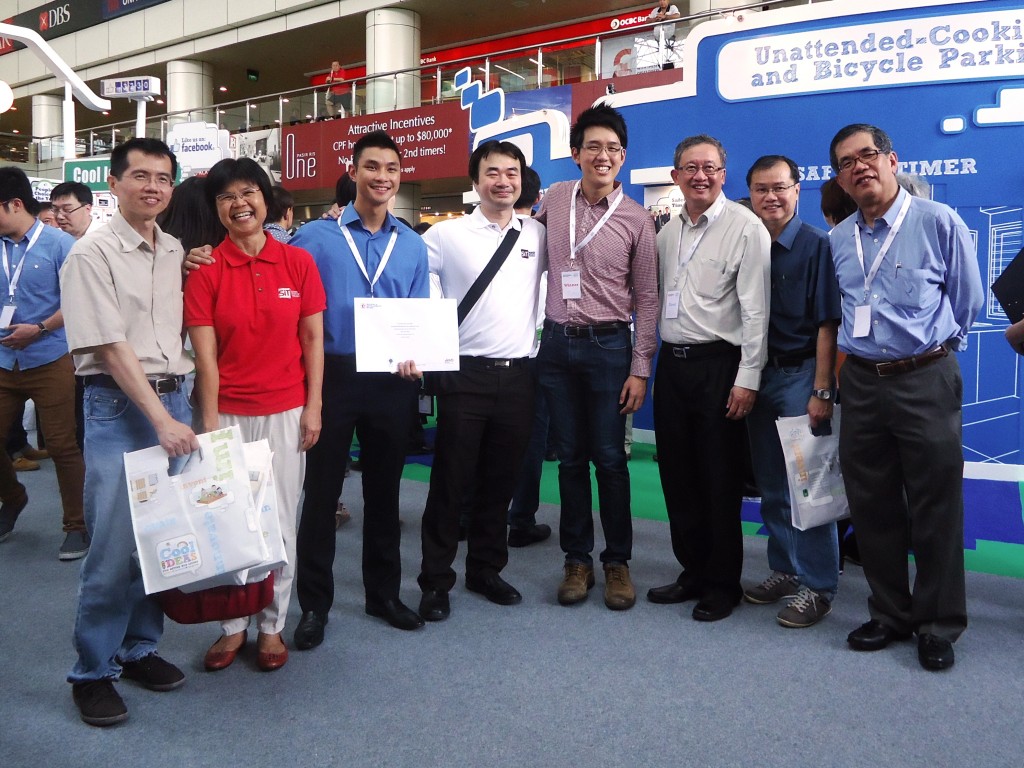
[341,203,398,234]
[857,187,908,231]
[219,234,280,266]
[468,205,523,233]
[1,218,41,246]
[774,215,802,251]
[682,192,727,228]
[575,180,622,209]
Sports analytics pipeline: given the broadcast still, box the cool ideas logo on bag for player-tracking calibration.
[158,535,202,577]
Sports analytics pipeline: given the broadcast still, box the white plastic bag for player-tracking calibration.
[775,406,850,531]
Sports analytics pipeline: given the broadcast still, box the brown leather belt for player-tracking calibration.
[847,345,949,377]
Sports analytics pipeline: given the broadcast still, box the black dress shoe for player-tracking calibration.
[293,611,328,650]
[419,589,451,621]
[692,593,738,622]
[365,599,425,631]
[846,619,912,651]
[647,581,701,605]
[918,634,955,671]
[508,523,552,548]
[465,573,522,605]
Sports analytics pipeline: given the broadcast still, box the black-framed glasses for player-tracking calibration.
[53,202,88,217]
[836,148,887,173]
[750,182,798,196]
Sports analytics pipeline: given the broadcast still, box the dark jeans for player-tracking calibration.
[418,361,534,592]
[508,363,548,529]
[537,323,632,567]
[296,355,418,611]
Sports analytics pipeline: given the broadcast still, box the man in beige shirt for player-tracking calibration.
[61,138,198,728]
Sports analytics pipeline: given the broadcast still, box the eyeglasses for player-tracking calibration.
[676,163,725,177]
[581,142,623,156]
[836,148,887,173]
[53,202,88,217]
[215,188,261,205]
[750,182,797,197]
[124,171,175,187]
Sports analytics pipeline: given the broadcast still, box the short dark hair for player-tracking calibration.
[335,174,357,206]
[570,104,628,152]
[157,176,225,252]
[110,137,177,180]
[745,155,799,188]
[0,167,39,215]
[469,140,526,183]
[352,130,402,169]
[204,158,274,215]
[819,178,858,225]
[50,181,93,206]
[267,185,294,222]
[673,134,727,170]
[412,222,431,234]
[828,123,893,172]
[516,166,542,210]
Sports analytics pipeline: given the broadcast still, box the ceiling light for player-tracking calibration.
[219,86,228,92]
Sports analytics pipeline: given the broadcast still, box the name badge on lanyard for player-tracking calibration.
[1,223,44,328]
[851,194,912,338]
[340,219,398,298]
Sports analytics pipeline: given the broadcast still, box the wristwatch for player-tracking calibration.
[36,322,48,335]
[811,388,832,401]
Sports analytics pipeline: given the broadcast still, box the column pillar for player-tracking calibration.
[32,94,62,161]
[166,60,213,128]
[366,8,421,223]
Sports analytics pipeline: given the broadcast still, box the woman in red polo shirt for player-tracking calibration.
[184,158,325,672]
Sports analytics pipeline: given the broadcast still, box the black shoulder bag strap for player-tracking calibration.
[456,227,521,325]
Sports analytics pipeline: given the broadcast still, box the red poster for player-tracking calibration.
[280,101,469,190]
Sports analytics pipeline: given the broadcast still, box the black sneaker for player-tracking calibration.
[72,680,128,727]
[119,653,185,691]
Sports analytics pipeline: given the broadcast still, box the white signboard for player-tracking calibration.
[101,76,161,99]
[166,121,231,178]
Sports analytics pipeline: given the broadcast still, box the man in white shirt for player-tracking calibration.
[647,134,770,622]
[414,140,547,621]
[50,182,104,240]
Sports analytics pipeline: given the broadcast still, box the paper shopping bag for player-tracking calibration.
[775,406,850,531]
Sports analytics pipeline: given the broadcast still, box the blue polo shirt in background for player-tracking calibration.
[830,187,984,360]
[767,215,840,355]
[0,219,76,371]
[290,207,429,356]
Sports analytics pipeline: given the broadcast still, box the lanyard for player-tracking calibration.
[854,193,912,298]
[1,223,44,302]
[569,181,623,260]
[672,202,723,286]
[339,219,398,298]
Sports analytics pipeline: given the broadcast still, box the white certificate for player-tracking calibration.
[354,297,460,373]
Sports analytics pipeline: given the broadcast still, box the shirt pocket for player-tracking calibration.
[693,258,730,299]
[894,268,935,311]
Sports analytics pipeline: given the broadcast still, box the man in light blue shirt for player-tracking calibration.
[828,123,983,672]
[0,168,86,560]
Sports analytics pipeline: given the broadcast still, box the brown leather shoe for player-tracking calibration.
[20,446,49,461]
[557,563,594,605]
[203,631,246,671]
[603,563,636,610]
[257,633,288,671]
[12,457,39,472]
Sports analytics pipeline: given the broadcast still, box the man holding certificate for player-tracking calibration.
[289,130,430,645]
[414,141,547,622]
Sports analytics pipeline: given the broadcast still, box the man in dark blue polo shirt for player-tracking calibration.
[741,155,841,628]
[290,130,430,646]
[0,168,87,560]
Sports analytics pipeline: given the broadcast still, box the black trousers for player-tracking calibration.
[418,361,534,592]
[839,353,967,641]
[296,355,418,611]
[653,344,745,602]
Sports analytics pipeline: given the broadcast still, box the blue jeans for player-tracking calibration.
[746,359,839,601]
[537,323,632,566]
[68,382,193,683]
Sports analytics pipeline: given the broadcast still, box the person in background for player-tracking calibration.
[158,176,225,254]
[51,182,103,240]
[325,61,349,118]
[185,157,325,673]
[264,186,295,244]
[38,202,59,228]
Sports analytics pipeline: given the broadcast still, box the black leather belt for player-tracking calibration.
[847,344,949,377]
[83,373,184,395]
[766,348,816,368]
[460,355,530,369]
[544,320,629,337]
[663,340,737,360]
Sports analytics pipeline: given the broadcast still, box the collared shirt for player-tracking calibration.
[263,223,292,244]
[183,235,326,416]
[657,193,771,390]
[766,215,841,355]
[0,219,76,371]
[289,206,428,356]
[535,180,659,378]
[830,187,984,359]
[425,206,547,359]
[60,211,193,377]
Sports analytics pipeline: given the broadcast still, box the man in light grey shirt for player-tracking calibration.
[647,133,770,622]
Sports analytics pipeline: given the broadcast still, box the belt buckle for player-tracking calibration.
[152,377,177,395]
[494,359,511,368]
[672,345,689,359]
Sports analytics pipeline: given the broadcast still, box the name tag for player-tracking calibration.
[0,304,16,328]
[664,290,680,319]
[561,270,582,300]
[853,304,871,338]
